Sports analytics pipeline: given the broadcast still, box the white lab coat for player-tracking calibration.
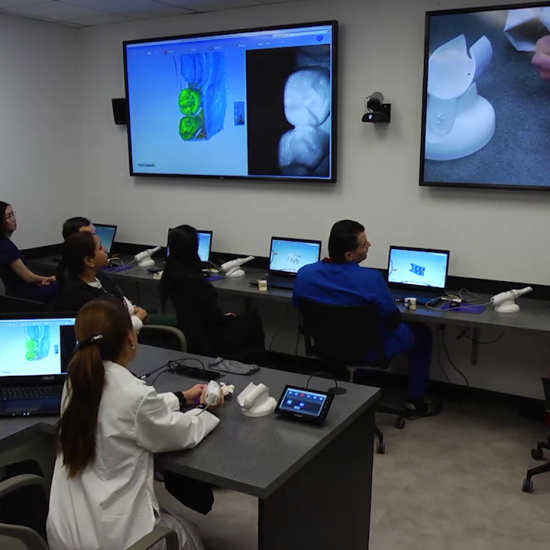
[46,361,219,550]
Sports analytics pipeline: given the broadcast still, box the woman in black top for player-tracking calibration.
[162,225,265,362]
[55,232,148,332]
[0,201,57,302]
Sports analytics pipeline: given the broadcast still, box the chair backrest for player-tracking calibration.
[0,295,46,314]
[0,263,17,296]
[0,474,49,549]
[298,298,387,365]
[0,278,5,296]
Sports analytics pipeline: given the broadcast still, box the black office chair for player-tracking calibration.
[298,299,406,454]
[0,278,46,314]
[522,377,550,493]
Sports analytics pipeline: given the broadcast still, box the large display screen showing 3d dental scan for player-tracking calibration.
[124,21,338,183]
[420,3,550,190]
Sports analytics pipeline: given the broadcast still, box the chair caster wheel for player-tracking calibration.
[531,448,544,461]
[396,417,405,430]
[376,441,386,454]
[522,478,534,493]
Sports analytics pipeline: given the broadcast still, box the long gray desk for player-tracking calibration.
[0,345,380,550]
[30,256,550,333]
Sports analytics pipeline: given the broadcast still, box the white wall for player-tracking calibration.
[0,13,78,249]
[73,0,549,284]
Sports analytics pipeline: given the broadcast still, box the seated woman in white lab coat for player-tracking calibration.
[47,296,223,550]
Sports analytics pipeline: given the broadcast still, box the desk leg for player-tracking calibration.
[258,410,374,550]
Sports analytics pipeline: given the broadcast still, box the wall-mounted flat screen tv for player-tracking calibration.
[124,20,338,183]
[420,3,550,190]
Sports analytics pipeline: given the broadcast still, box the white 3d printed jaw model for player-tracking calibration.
[426,34,495,161]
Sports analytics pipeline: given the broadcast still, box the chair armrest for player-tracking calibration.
[139,325,187,352]
[125,526,179,550]
[0,523,49,549]
[0,474,47,499]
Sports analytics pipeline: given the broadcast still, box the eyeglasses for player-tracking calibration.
[4,211,16,221]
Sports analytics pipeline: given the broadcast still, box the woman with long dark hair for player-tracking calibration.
[55,231,148,331]
[47,296,221,550]
[162,225,265,362]
[0,201,57,301]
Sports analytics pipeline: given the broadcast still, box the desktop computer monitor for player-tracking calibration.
[94,224,118,255]
[167,228,213,263]
[269,237,322,276]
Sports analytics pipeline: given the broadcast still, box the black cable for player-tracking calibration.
[148,366,171,386]
[463,330,505,345]
[305,371,339,393]
[269,305,290,351]
[294,328,301,355]
[441,329,469,387]
[436,329,451,384]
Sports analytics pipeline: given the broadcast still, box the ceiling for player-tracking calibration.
[0,0,303,27]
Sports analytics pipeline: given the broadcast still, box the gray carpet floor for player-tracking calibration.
[157,401,550,550]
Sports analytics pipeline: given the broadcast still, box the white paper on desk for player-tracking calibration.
[504,8,550,52]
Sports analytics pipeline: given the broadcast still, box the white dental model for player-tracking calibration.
[426,34,495,161]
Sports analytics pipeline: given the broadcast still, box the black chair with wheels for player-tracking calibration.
[298,298,406,454]
[523,377,550,493]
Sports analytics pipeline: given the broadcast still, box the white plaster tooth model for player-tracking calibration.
[425,34,495,161]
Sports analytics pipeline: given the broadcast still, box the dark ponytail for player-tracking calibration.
[56,231,97,289]
[56,296,133,478]
[0,201,11,239]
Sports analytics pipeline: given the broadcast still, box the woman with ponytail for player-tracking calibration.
[47,296,222,550]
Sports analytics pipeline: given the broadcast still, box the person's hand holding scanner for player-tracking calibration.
[200,385,224,410]
[533,36,550,81]
[182,384,206,405]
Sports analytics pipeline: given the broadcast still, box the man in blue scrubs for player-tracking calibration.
[293,220,441,419]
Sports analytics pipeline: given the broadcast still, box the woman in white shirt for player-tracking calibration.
[47,296,222,550]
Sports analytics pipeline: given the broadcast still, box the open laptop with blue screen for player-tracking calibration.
[266,237,322,290]
[167,228,213,264]
[387,246,450,305]
[0,313,76,417]
[94,223,117,255]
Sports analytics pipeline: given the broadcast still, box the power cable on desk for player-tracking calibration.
[441,328,469,387]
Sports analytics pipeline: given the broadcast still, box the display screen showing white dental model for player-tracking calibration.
[124,21,338,182]
[269,237,322,275]
[420,3,550,190]
[0,317,76,377]
[387,247,449,290]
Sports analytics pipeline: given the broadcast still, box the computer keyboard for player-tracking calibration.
[0,385,63,401]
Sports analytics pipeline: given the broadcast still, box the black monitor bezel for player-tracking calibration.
[123,20,339,184]
[419,1,550,192]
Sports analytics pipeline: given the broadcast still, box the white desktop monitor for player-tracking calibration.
[0,313,76,382]
[167,228,213,263]
[387,246,450,291]
[268,237,322,276]
[94,224,117,255]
